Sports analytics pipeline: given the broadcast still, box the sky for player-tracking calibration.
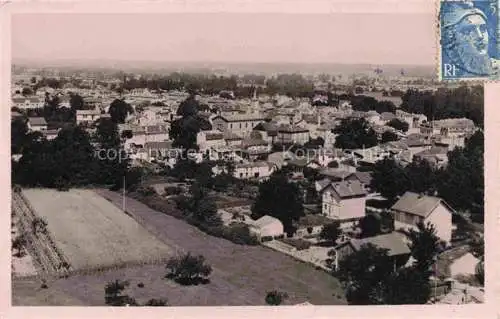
[11,11,436,66]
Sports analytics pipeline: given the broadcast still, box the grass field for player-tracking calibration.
[13,189,345,306]
[21,189,174,270]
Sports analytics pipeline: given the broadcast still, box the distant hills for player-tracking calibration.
[12,59,435,78]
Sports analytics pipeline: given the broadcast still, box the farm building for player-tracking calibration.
[250,215,284,241]
[391,191,453,245]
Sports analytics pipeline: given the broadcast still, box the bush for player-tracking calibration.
[137,186,156,197]
[165,253,212,286]
[265,290,288,305]
[145,298,168,306]
[222,223,259,245]
[280,238,311,250]
[164,186,183,196]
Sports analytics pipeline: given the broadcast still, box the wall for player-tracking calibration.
[426,203,452,244]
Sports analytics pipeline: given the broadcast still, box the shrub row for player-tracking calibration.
[129,192,259,246]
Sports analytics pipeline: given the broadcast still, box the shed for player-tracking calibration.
[250,215,284,240]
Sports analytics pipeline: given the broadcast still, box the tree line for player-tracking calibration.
[370,130,484,222]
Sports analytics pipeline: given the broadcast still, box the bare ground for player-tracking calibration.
[12,189,346,306]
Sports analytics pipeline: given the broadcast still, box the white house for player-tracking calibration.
[319,180,367,228]
[196,130,226,152]
[76,109,101,126]
[249,215,284,241]
[233,161,272,179]
[27,117,48,131]
[391,191,453,245]
[12,97,45,110]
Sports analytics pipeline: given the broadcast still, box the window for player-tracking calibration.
[254,172,259,178]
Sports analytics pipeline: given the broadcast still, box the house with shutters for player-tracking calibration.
[319,180,367,229]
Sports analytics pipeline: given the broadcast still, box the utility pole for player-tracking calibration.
[122,175,126,212]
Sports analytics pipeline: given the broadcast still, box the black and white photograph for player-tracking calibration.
[4,0,490,311]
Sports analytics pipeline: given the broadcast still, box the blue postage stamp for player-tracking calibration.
[439,0,500,80]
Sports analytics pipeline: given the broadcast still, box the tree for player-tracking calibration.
[12,233,27,257]
[384,266,431,304]
[359,215,382,238]
[108,99,134,124]
[251,170,304,235]
[94,118,129,188]
[265,290,288,305]
[11,117,29,154]
[437,130,483,222]
[69,93,85,111]
[335,244,392,304]
[21,87,33,96]
[32,217,48,235]
[104,280,130,306]
[319,222,341,245]
[381,131,398,143]
[187,182,222,227]
[407,222,440,274]
[386,118,409,132]
[165,252,212,285]
[333,118,378,149]
[406,160,438,195]
[170,95,212,151]
[370,158,410,202]
[145,298,168,306]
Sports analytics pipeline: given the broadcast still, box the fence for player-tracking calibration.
[12,191,72,278]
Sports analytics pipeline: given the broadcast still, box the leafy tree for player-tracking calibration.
[319,222,341,245]
[265,290,288,305]
[69,93,85,111]
[370,158,410,202]
[406,160,438,195]
[187,182,222,227]
[165,252,212,285]
[407,222,440,274]
[381,131,398,143]
[12,233,27,257]
[104,280,132,306]
[170,95,212,151]
[32,217,48,235]
[359,215,382,238]
[251,170,304,235]
[384,266,431,304]
[108,99,134,124]
[335,244,392,304]
[94,118,129,188]
[11,117,29,154]
[401,85,483,127]
[333,118,378,149]
[437,130,483,222]
[145,298,168,306]
[386,118,409,132]
[21,87,33,96]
